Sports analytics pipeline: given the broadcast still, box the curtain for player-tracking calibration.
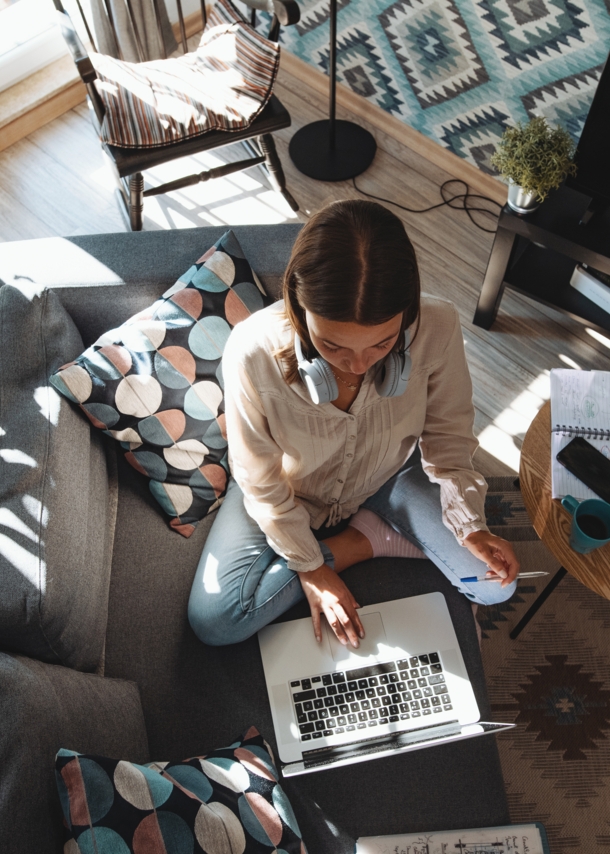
[89,0,178,62]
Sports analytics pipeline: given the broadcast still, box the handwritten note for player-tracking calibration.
[355,823,547,854]
[550,369,610,432]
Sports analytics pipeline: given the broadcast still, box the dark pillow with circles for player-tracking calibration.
[55,727,307,853]
[50,230,268,537]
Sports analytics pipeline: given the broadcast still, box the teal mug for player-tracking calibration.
[561,495,610,554]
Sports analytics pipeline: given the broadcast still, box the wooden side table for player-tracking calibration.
[473,185,610,332]
[514,400,610,637]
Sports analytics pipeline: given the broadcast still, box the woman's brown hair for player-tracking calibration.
[278,199,421,384]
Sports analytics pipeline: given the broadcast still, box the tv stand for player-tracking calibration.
[473,184,610,331]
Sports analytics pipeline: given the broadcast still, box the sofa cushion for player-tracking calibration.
[0,283,117,671]
[0,653,149,854]
[50,230,266,537]
[91,0,280,148]
[56,726,306,853]
[103,466,510,852]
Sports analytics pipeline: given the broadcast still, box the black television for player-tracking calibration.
[565,51,610,222]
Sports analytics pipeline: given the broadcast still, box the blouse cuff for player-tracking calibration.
[286,551,326,572]
[457,521,489,546]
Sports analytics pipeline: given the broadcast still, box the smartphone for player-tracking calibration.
[556,436,610,503]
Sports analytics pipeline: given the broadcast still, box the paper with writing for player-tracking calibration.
[355,823,547,854]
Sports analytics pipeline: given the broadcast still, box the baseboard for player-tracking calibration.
[279,51,507,206]
[0,55,86,153]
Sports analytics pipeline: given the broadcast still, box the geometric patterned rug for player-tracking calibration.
[480,477,610,853]
[264,0,610,171]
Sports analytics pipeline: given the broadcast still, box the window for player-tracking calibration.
[0,0,68,93]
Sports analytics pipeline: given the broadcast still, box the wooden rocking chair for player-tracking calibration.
[53,0,300,230]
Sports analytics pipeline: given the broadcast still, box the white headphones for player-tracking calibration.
[294,330,411,405]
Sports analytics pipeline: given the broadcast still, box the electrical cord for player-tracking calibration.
[352,177,503,233]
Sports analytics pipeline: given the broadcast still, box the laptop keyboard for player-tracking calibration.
[290,653,452,742]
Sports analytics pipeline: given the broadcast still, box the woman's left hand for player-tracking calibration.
[462,531,520,587]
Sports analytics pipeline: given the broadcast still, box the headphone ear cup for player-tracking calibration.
[316,359,339,404]
[295,335,338,404]
[375,333,412,398]
[375,352,401,397]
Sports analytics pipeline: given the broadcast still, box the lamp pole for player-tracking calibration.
[289,0,377,181]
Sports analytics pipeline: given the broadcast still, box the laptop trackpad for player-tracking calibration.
[326,611,387,663]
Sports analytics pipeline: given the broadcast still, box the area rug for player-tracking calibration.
[480,477,610,853]
[268,0,610,171]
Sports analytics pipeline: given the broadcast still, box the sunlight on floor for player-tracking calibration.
[88,140,300,230]
[476,370,551,472]
[559,354,581,369]
[586,328,610,350]
[209,194,293,225]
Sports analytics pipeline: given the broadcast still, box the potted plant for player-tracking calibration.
[491,116,577,214]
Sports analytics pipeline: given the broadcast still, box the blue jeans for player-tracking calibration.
[188,449,516,646]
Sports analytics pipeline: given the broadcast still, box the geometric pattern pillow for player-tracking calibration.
[50,230,267,537]
[55,727,307,853]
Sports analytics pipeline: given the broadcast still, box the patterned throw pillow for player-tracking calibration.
[90,0,280,148]
[50,230,267,537]
[55,727,307,853]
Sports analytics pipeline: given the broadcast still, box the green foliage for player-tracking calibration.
[490,116,577,202]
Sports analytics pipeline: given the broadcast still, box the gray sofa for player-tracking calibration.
[0,225,510,854]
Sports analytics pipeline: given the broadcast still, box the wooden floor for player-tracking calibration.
[2,56,609,478]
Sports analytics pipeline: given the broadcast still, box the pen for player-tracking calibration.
[460,571,550,582]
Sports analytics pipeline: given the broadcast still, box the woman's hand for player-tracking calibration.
[297,565,364,648]
[463,531,520,587]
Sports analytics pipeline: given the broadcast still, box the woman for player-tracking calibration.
[188,200,518,648]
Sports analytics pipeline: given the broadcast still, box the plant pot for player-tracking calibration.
[507,181,540,214]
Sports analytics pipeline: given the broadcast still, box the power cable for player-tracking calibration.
[352,177,503,233]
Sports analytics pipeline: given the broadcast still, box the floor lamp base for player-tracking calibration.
[289,119,376,182]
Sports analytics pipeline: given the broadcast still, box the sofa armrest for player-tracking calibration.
[0,653,149,854]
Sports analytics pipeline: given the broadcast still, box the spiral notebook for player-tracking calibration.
[355,822,550,853]
[550,368,610,499]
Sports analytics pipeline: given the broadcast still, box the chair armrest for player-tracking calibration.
[54,8,97,84]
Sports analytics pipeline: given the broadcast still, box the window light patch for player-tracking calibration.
[34,385,61,425]
[0,449,37,467]
[22,495,49,527]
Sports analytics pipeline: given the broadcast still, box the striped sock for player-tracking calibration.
[349,508,425,559]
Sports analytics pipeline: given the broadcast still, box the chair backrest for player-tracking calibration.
[54,0,200,60]
[54,0,299,125]
[55,0,298,60]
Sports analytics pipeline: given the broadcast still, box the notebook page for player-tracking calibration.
[550,369,610,499]
[550,369,610,433]
[355,823,547,854]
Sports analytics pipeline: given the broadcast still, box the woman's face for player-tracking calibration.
[305,310,403,376]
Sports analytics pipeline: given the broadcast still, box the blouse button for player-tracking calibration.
[338,479,344,484]
[349,435,356,440]
[346,453,353,458]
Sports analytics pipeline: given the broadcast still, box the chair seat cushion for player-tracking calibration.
[91,0,280,149]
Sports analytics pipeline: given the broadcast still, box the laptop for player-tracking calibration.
[258,592,514,776]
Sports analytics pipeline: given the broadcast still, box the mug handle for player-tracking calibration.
[561,495,579,516]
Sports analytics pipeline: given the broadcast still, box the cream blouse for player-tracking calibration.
[221,295,489,572]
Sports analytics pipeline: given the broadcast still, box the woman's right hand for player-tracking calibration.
[297,565,364,648]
